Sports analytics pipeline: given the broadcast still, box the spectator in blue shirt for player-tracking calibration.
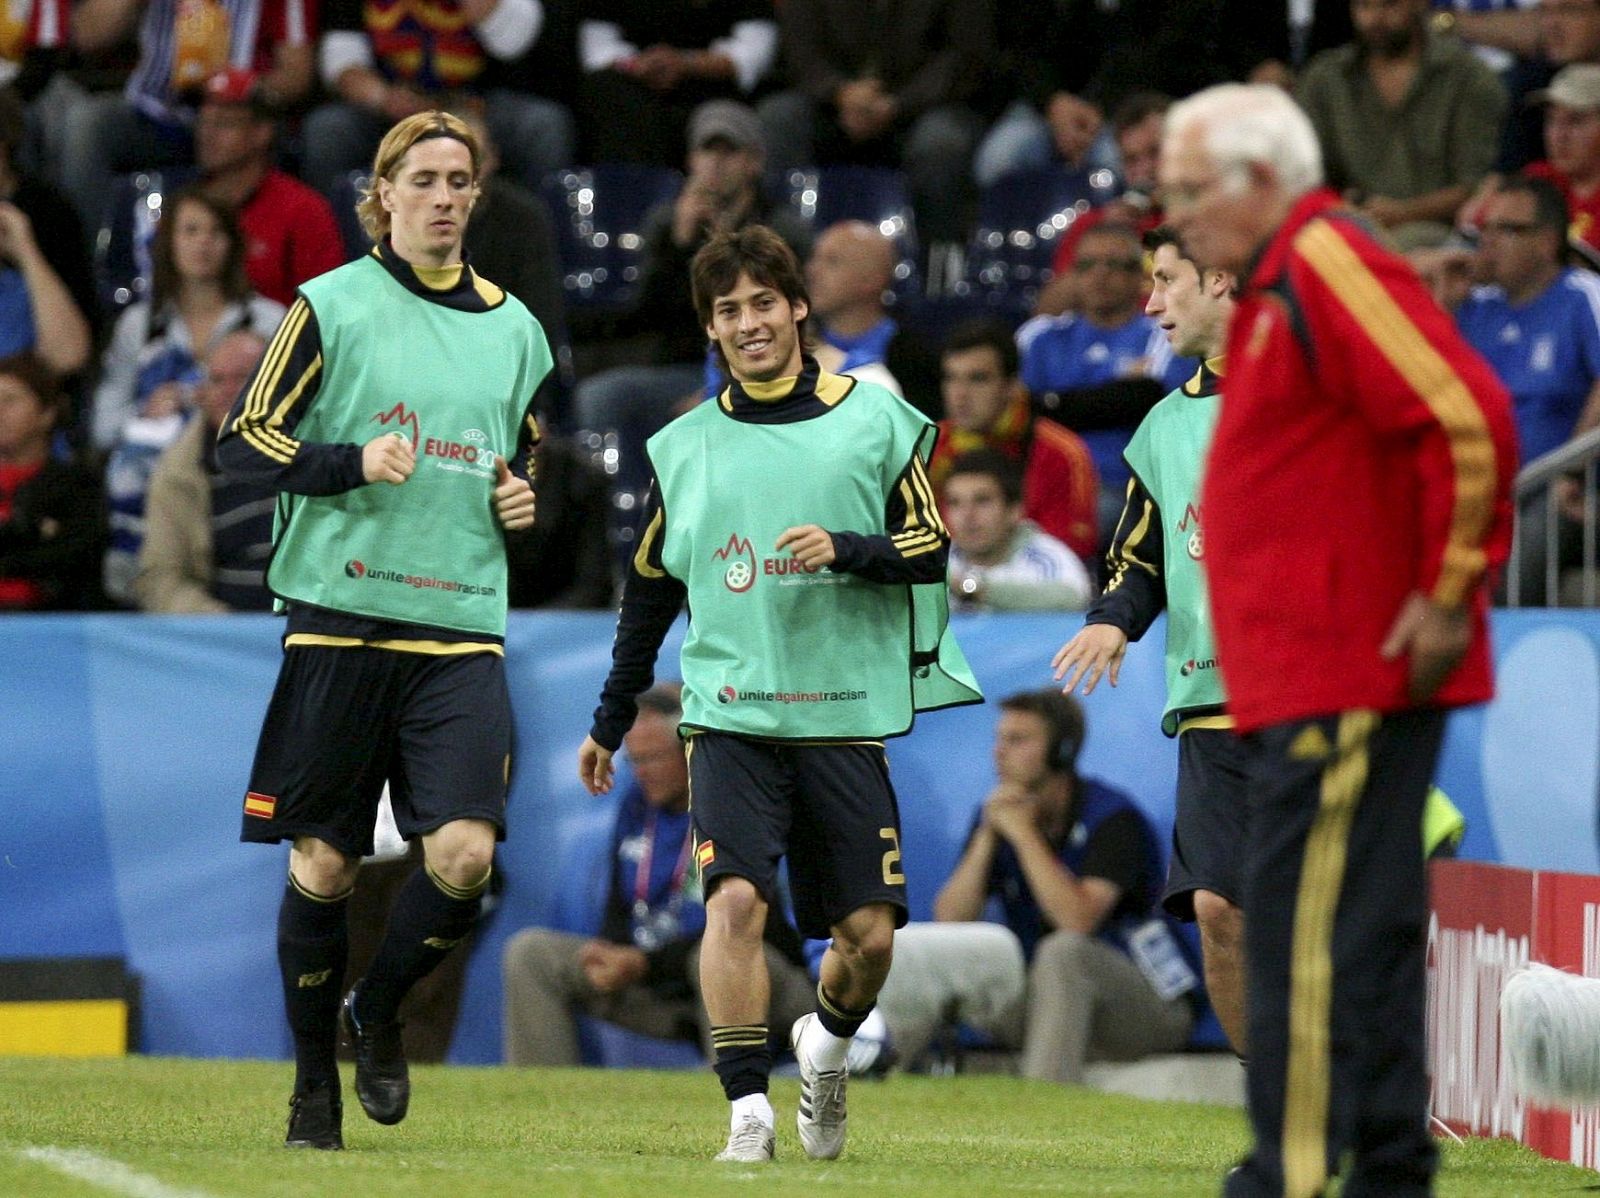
[1456,173,1600,599]
[501,683,812,1065]
[1458,174,1600,465]
[872,689,1194,1080]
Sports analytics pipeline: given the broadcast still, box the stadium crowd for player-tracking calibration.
[0,0,1595,613]
[0,5,1538,1184]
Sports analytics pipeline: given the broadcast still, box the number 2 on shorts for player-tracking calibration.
[879,827,905,885]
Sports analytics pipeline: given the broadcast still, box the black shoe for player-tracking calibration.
[285,1083,343,1150]
[341,984,410,1125]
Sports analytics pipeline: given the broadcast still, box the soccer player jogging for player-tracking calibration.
[1052,224,1250,1055]
[217,112,552,1150]
[578,225,981,1163]
[1160,85,1516,1198]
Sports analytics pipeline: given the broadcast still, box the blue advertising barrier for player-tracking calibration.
[3,609,1598,1063]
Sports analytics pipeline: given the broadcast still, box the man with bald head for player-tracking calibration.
[801,221,941,416]
[136,329,276,612]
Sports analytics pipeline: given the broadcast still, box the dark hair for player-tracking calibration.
[690,226,811,367]
[0,351,65,425]
[942,317,1019,379]
[1143,224,1187,258]
[1503,173,1574,238]
[635,682,684,721]
[152,187,252,310]
[944,448,1024,504]
[1110,90,1172,136]
[999,689,1086,775]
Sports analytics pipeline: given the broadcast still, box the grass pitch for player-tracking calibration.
[0,1058,1591,1197]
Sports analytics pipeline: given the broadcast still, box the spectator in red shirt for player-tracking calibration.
[197,69,344,306]
[1161,82,1516,1198]
[930,318,1099,562]
[0,352,102,610]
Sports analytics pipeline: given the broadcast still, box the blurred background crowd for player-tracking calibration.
[2,0,1598,616]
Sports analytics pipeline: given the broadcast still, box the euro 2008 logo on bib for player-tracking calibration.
[713,533,756,593]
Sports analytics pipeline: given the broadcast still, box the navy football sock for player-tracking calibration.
[277,874,351,1093]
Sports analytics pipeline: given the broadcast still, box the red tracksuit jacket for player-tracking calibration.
[1202,190,1518,733]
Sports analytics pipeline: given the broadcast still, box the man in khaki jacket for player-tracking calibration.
[135,329,273,612]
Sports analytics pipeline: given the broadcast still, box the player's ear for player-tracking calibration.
[791,296,808,324]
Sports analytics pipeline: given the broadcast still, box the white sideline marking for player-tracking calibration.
[16,1146,222,1198]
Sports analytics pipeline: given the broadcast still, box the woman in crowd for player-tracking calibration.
[90,188,285,604]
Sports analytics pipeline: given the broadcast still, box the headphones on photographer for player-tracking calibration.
[1033,690,1085,774]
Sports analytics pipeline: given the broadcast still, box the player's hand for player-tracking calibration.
[1380,590,1471,702]
[493,455,535,530]
[776,524,836,569]
[1053,622,1129,696]
[362,431,415,484]
[578,735,615,796]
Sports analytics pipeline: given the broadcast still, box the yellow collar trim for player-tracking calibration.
[411,261,465,291]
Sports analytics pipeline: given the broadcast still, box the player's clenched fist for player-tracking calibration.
[493,456,535,530]
[776,524,836,569]
[362,431,415,484]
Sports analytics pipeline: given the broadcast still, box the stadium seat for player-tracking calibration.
[779,165,921,304]
[961,166,1121,319]
[897,291,994,347]
[93,169,194,315]
[539,164,683,313]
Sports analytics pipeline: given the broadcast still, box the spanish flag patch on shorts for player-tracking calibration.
[244,791,277,819]
[696,839,715,869]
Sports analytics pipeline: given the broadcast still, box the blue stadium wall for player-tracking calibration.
[3,610,1598,1064]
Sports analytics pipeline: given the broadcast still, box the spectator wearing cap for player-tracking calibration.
[1525,63,1600,255]
[1457,172,1600,598]
[572,100,813,506]
[303,0,574,198]
[58,0,316,234]
[577,0,777,168]
[196,69,343,307]
[758,0,995,246]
